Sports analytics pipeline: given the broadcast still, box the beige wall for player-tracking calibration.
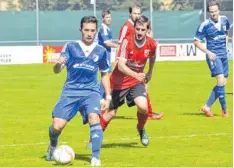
[160,0,174,10]
[0,0,20,11]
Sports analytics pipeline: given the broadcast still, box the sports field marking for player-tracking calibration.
[0,133,230,148]
[0,142,67,148]
[102,132,229,142]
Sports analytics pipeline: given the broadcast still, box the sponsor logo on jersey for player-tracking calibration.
[213,35,226,40]
[73,63,95,70]
[144,49,150,57]
[93,54,99,62]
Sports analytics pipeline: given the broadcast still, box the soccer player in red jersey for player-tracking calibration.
[101,16,158,146]
[117,4,164,120]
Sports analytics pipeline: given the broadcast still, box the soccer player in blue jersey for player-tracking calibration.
[98,9,118,98]
[46,16,111,166]
[194,0,230,117]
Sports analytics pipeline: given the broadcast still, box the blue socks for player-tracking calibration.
[206,85,227,111]
[206,86,218,107]
[216,85,227,111]
[90,123,103,159]
[49,125,61,147]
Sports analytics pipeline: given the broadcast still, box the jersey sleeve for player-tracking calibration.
[99,26,111,43]
[99,50,111,72]
[194,22,207,41]
[60,42,70,65]
[117,38,129,61]
[229,23,233,37]
[118,25,129,43]
[226,18,230,31]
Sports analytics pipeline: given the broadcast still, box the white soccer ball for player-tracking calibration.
[53,145,75,164]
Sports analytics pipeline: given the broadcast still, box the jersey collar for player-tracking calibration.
[101,23,110,30]
[134,36,146,48]
[77,40,96,57]
[209,16,221,31]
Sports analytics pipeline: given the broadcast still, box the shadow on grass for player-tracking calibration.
[182,112,218,116]
[226,92,233,95]
[41,153,91,165]
[113,116,135,120]
[102,142,144,149]
[74,153,91,163]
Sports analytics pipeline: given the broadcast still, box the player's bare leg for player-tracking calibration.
[146,93,164,120]
[144,84,164,120]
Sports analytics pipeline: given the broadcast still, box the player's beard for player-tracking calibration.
[135,35,146,44]
[136,34,143,41]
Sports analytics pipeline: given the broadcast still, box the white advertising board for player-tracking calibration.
[111,43,207,62]
[156,43,206,61]
[0,46,43,65]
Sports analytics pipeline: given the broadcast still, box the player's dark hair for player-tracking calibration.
[80,16,98,29]
[102,9,111,18]
[129,4,142,14]
[207,0,220,12]
[134,15,150,29]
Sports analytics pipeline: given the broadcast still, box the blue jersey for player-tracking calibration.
[194,16,230,58]
[60,41,110,96]
[98,23,113,53]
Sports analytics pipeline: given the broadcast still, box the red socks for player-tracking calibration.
[137,111,148,130]
[99,112,109,131]
[146,93,153,117]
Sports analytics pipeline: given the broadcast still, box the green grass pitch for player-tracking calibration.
[0,61,232,167]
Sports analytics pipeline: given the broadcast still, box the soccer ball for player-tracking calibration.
[53,145,75,164]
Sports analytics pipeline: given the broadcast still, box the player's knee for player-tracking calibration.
[216,74,225,85]
[224,78,227,86]
[137,104,148,114]
[88,113,100,125]
[52,123,64,133]
[53,118,67,132]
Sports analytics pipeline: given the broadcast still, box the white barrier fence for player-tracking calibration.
[0,46,43,64]
[0,43,230,65]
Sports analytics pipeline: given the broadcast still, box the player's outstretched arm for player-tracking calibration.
[194,40,216,60]
[104,41,118,48]
[101,72,111,109]
[53,57,66,74]
[145,55,156,83]
[226,30,229,51]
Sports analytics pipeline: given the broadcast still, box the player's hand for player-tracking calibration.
[133,72,145,82]
[207,51,216,61]
[56,57,67,65]
[101,99,111,111]
[145,72,152,83]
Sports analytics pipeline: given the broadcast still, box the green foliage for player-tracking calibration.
[2,0,233,11]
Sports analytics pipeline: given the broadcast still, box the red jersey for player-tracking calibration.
[118,20,134,43]
[111,36,157,90]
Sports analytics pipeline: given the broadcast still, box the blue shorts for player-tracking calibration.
[52,92,102,124]
[206,57,229,78]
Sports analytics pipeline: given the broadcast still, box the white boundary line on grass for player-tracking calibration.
[0,133,230,148]
[0,141,67,148]
[102,132,230,142]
